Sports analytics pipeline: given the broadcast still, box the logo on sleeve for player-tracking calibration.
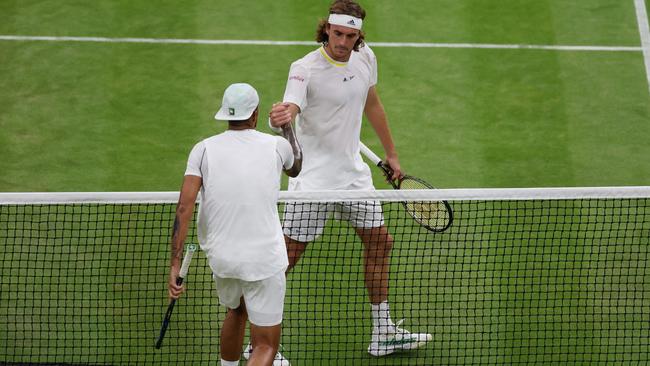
[289,75,305,82]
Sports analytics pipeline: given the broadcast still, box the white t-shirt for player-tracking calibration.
[185,129,293,281]
[283,45,378,190]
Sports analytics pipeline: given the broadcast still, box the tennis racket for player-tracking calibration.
[359,142,453,232]
[155,243,197,349]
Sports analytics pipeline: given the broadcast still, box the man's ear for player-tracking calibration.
[252,108,259,128]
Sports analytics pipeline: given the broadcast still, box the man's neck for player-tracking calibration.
[228,122,255,131]
[323,44,351,63]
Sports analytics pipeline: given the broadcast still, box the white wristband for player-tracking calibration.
[268,116,283,134]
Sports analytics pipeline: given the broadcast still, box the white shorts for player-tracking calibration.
[283,178,385,242]
[214,271,286,327]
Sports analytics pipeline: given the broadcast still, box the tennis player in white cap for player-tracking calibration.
[265,0,432,358]
[169,83,301,366]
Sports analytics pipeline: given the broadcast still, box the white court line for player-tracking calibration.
[634,0,650,95]
[0,35,642,52]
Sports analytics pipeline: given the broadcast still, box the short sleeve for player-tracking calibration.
[185,141,206,177]
[275,136,294,170]
[283,61,310,111]
[365,45,378,87]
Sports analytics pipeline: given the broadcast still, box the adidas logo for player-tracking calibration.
[347,19,356,26]
[343,75,355,82]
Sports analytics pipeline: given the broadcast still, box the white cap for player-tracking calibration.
[214,83,260,121]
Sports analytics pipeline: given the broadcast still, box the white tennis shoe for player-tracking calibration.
[367,319,432,357]
[242,343,291,366]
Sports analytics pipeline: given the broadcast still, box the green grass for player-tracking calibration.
[1,0,650,365]
[1,0,649,191]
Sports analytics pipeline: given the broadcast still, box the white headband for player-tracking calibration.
[328,13,363,30]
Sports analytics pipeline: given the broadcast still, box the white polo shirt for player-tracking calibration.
[185,129,293,281]
[283,45,378,190]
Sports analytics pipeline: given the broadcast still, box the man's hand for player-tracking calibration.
[167,265,184,300]
[384,154,403,182]
[269,102,293,128]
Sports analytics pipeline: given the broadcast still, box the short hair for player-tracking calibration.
[228,107,259,124]
[315,0,366,51]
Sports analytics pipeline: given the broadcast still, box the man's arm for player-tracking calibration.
[270,102,302,177]
[281,122,303,177]
[364,86,402,180]
[168,175,202,300]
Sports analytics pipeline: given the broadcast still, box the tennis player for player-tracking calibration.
[266,0,432,357]
[168,83,300,366]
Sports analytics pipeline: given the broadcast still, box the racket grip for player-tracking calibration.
[359,142,382,166]
[178,244,196,278]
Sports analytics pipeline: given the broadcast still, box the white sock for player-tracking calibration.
[371,301,394,331]
[220,359,239,366]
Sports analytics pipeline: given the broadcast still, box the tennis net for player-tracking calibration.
[0,187,648,365]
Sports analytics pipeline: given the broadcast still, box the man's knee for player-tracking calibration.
[360,227,394,257]
[228,298,248,319]
[250,323,281,351]
[372,236,393,259]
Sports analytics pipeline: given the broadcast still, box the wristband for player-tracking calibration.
[268,116,283,134]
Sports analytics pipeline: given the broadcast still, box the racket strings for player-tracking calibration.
[399,176,452,231]
[399,177,432,190]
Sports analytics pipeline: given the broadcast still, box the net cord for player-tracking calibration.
[1,186,649,205]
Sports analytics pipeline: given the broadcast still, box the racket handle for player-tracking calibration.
[178,247,195,278]
[359,142,382,166]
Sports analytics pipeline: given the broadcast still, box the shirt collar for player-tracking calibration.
[319,46,348,67]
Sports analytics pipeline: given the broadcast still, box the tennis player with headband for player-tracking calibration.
[266,0,432,358]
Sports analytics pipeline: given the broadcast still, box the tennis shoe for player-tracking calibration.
[242,343,290,366]
[367,319,432,357]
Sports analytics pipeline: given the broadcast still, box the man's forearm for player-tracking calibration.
[171,215,183,263]
[282,123,303,177]
[367,108,397,158]
[364,88,397,158]
[170,203,194,267]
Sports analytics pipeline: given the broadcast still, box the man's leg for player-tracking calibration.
[242,271,291,365]
[356,226,392,304]
[220,297,248,363]
[248,323,282,366]
[283,200,329,272]
[243,241,300,364]
[285,235,308,272]
[357,225,432,356]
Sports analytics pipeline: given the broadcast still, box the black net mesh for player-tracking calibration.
[0,194,648,365]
